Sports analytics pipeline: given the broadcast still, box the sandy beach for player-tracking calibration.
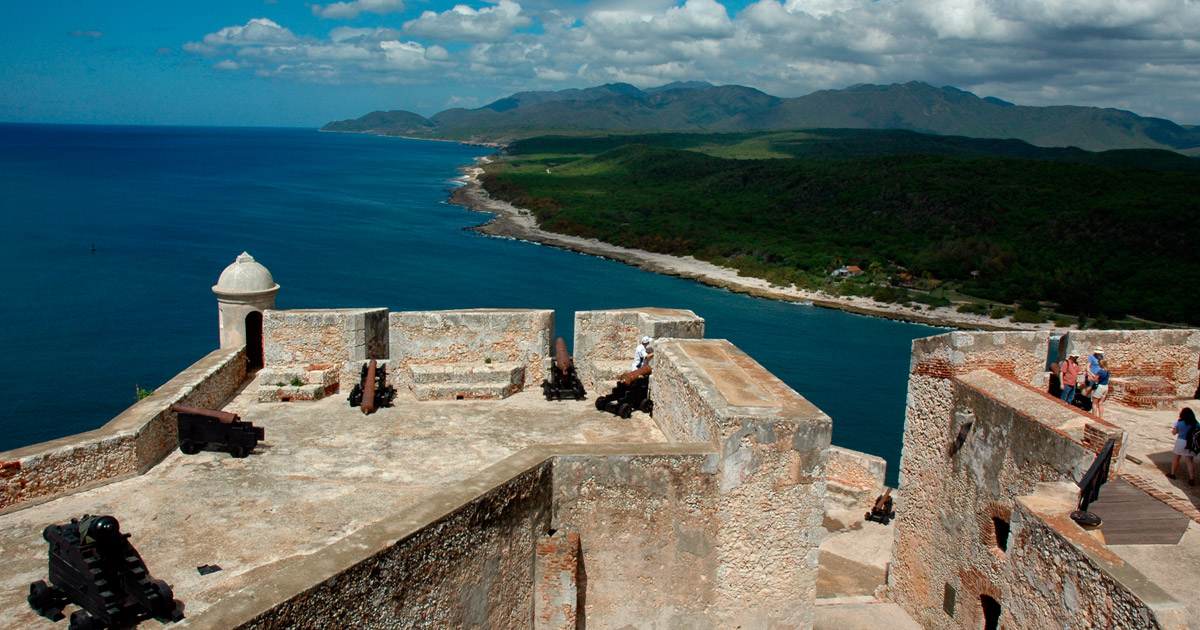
[449,157,1060,332]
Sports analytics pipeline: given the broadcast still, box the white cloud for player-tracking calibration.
[313,0,406,20]
[180,0,1200,122]
[403,0,533,42]
[69,30,103,38]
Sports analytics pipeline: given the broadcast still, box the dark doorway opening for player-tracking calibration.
[993,516,1010,551]
[981,594,1001,630]
[245,311,263,369]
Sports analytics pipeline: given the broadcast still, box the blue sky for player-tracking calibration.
[3,0,1198,127]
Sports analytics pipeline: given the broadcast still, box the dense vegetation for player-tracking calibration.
[325,81,1200,153]
[482,130,1200,325]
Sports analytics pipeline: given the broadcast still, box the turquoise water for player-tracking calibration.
[0,124,942,484]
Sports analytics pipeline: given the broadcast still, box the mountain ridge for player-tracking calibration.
[322,81,1200,153]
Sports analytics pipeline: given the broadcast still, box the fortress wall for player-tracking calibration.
[0,346,246,513]
[573,308,704,393]
[892,330,1126,630]
[389,309,554,388]
[552,451,721,629]
[1004,483,1189,630]
[1059,329,1200,397]
[227,458,555,630]
[263,308,389,390]
[650,338,831,629]
[827,446,887,510]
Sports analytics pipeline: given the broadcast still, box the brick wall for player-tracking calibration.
[533,531,580,630]
[1059,330,1200,398]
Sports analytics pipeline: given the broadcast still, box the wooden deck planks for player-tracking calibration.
[1090,478,1190,545]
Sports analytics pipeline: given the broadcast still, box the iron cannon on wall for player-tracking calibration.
[28,514,183,630]
[349,359,396,414]
[595,365,653,418]
[542,337,586,401]
[173,403,264,458]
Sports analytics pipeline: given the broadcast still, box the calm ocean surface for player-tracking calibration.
[0,124,942,484]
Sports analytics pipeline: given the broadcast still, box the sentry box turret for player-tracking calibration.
[28,515,183,630]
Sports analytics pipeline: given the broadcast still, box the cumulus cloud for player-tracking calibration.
[403,0,533,42]
[181,0,1200,122]
[313,0,406,20]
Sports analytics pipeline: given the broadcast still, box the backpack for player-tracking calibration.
[1187,425,1200,454]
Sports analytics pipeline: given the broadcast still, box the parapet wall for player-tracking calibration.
[263,308,389,390]
[1005,483,1189,630]
[650,338,832,628]
[389,309,554,389]
[0,346,246,513]
[573,308,704,392]
[1059,329,1200,397]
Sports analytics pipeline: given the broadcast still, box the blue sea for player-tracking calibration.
[0,124,942,485]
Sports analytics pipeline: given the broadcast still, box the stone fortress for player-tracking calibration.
[0,252,1198,629]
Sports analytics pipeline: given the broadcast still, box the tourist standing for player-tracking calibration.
[1060,354,1081,404]
[632,336,653,371]
[1091,358,1111,418]
[1169,408,1198,486]
[1083,348,1104,395]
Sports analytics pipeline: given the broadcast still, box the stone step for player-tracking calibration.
[410,381,521,401]
[257,383,327,403]
[408,362,524,385]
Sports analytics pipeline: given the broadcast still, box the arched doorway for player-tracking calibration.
[245,311,263,369]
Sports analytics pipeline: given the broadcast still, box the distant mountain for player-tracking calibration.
[322,81,1200,153]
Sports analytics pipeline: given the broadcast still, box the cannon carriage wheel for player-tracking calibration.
[68,609,98,630]
[179,440,202,455]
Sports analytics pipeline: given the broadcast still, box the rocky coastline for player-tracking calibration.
[449,157,1056,332]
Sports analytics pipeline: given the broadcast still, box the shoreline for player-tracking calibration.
[448,157,1058,332]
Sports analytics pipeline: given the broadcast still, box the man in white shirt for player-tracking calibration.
[632,336,653,371]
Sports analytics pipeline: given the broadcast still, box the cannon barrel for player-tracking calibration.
[555,337,572,373]
[361,359,378,415]
[617,364,651,387]
[170,403,237,424]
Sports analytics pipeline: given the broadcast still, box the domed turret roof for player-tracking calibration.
[213,252,279,296]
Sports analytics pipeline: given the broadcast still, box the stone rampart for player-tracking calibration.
[573,308,704,392]
[263,308,389,391]
[892,330,1134,630]
[389,309,554,390]
[1059,329,1200,398]
[650,338,832,628]
[827,446,887,510]
[0,346,246,513]
[1005,483,1189,629]
[187,444,724,630]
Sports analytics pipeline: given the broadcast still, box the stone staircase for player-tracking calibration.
[408,362,525,401]
[1111,376,1178,410]
[257,364,339,402]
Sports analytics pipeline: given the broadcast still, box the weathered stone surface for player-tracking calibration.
[572,308,705,392]
[263,308,389,391]
[390,309,553,389]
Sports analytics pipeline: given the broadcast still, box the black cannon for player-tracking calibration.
[28,515,183,630]
[865,488,896,525]
[173,403,263,458]
[348,359,396,414]
[594,365,653,418]
[542,338,586,401]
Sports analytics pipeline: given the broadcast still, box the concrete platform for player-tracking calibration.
[0,386,665,629]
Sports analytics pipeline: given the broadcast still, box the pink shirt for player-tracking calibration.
[1060,359,1081,387]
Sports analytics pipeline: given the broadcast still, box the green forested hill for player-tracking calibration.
[482,131,1200,324]
[323,81,1200,153]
